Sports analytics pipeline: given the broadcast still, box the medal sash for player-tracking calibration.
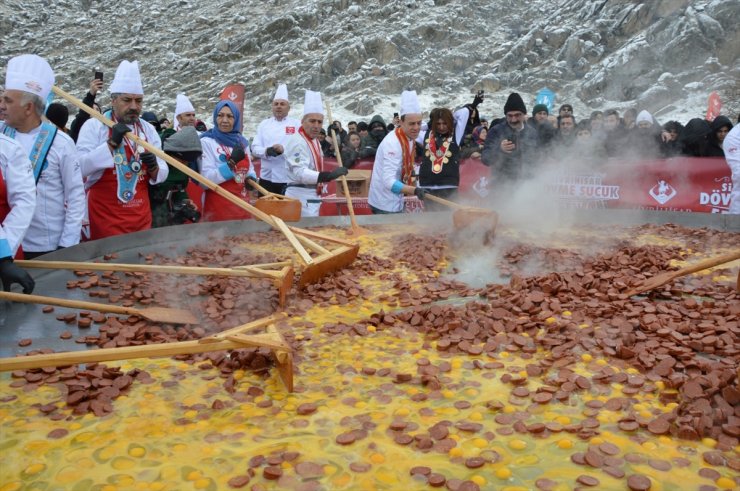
[2,122,58,184]
[426,133,452,175]
[395,127,415,185]
[106,111,144,203]
[299,127,325,195]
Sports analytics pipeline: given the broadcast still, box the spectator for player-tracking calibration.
[458,91,484,141]
[142,111,161,134]
[347,121,357,134]
[661,120,684,157]
[357,121,369,139]
[358,115,388,159]
[160,118,171,131]
[328,120,347,146]
[602,109,626,157]
[460,125,486,159]
[480,118,489,129]
[45,103,69,133]
[318,129,334,157]
[555,114,577,146]
[706,116,733,157]
[529,103,556,147]
[195,120,207,132]
[679,118,712,157]
[623,108,637,130]
[557,104,574,127]
[69,77,103,142]
[590,111,604,132]
[625,110,662,159]
[340,131,362,168]
[481,92,538,182]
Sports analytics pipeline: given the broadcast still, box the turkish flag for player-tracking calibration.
[220,83,245,131]
[705,92,722,122]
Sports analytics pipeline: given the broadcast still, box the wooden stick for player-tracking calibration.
[18,260,278,278]
[326,102,362,233]
[199,313,286,342]
[272,216,313,265]
[424,193,468,210]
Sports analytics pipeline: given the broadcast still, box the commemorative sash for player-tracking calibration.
[396,127,415,185]
[106,111,144,203]
[2,122,58,184]
[299,127,325,195]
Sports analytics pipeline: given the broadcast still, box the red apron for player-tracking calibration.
[202,158,253,222]
[87,168,151,240]
[0,169,23,259]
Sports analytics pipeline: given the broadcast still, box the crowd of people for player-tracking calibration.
[1,54,739,293]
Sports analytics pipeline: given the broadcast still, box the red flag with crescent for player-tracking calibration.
[705,92,722,122]
[220,83,245,131]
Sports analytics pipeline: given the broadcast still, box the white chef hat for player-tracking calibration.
[109,60,144,95]
[174,93,195,130]
[4,54,55,100]
[636,110,653,125]
[274,84,289,102]
[303,90,323,116]
[400,90,421,116]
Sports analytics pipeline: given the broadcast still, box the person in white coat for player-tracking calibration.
[284,90,348,217]
[723,124,740,214]
[251,84,301,195]
[0,134,36,292]
[76,60,168,240]
[368,90,426,213]
[0,54,85,258]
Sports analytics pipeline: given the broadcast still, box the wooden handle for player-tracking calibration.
[247,179,292,200]
[0,291,133,315]
[16,259,277,278]
[325,102,360,229]
[674,250,740,276]
[424,193,467,210]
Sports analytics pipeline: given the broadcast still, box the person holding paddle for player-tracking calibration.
[284,90,348,217]
[0,134,36,293]
[0,54,85,258]
[77,60,169,240]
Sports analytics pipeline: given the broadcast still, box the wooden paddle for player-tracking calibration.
[424,193,499,233]
[246,179,302,222]
[325,102,367,236]
[52,85,358,284]
[0,291,199,325]
[627,250,740,296]
[17,260,280,278]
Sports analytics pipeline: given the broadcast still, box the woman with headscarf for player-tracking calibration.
[199,100,257,222]
[460,125,487,159]
[418,108,463,211]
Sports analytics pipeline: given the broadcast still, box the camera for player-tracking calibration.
[169,201,201,224]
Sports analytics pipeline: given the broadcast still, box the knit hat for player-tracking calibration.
[636,110,653,125]
[503,93,526,115]
[400,90,421,116]
[164,126,202,162]
[532,104,548,115]
[109,60,143,95]
[45,102,68,129]
[5,54,55,100]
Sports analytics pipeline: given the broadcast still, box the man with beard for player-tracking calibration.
[77,60,168,240]
[284,90,347,217]
[528,103,555,147]
[368,90,426,214]
[0,54,85,259]
[251,84,300,195]
[481,92,538,182]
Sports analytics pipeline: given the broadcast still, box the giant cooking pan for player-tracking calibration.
[1,210,738,358]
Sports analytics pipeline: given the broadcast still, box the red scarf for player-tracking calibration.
[299,127,323,172]
[396,127,415,185]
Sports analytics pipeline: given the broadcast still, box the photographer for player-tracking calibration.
[150,127,202,227]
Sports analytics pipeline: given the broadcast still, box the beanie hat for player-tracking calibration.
[532,104,548,115]
[45,102,69,129]
[164,126,202,162]
[635,110,653,126]
[504,93,526,114]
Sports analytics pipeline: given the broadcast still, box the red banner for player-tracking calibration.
[219,83,245,131]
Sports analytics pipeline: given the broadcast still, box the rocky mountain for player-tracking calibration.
[2,0,738,134]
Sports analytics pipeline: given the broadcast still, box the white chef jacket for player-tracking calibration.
[724,125,740,214]
[284,132,324,217]
[368,130,415,213]
[251,116,300,183]
[0,123,85,252]
[76,117,168,188]
[0,134,36,257]
[199,137,255,184]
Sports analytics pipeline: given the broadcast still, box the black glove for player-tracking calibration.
[0,258,35,294]
[317,167,349,183]
[140,152,157,169]
[265,147,278,157]
[229,145,246,168]
[472,91,484,108]
[109,123,130,147]
[414,187,426,200]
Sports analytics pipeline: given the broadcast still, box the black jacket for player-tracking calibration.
[418,129,460,188]
[69,91,97,143]
[481,121,539,181]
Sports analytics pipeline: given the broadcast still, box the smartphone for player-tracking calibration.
[94,70,104,81]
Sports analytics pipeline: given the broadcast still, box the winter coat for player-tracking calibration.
[680,118,712,157]
[481,121,539,181]
[705,116,733,157]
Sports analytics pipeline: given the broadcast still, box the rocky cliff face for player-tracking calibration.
[2,0,737,133]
